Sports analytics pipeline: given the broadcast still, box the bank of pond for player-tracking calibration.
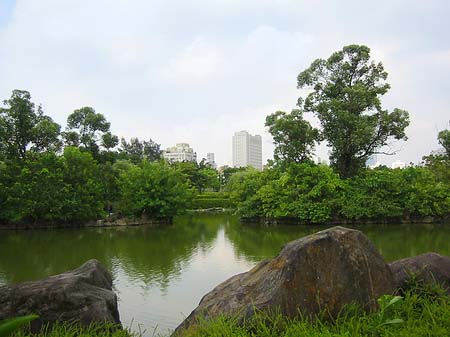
[1,155,450,229]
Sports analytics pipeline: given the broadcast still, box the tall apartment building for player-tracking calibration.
[206,152,217,168]
[232,130,262,171]
[163,143,197,163]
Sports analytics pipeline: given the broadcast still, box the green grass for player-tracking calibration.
[9,284,450,337]
[181,284,450,337]
[10,322,140,337]
[191,192,234,209]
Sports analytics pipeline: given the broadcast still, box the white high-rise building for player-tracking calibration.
[163,143,197,163]
[232,130,262,171]
[206,153,217,168]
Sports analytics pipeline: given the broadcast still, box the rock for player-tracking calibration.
[0,259,121,332]
[389,253,450,291]
[175,226,394,335]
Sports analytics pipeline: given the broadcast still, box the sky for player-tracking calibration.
[0,0,449,167]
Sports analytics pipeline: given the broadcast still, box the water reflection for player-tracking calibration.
[1,214,450,335]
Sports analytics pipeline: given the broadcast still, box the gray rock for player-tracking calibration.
[0,259,121,332]
[389,253,450,291]
[175,226,394,335]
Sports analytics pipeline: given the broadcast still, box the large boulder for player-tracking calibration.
[389,253,450,292]
[0,259,121,332]
[175,226,394,335]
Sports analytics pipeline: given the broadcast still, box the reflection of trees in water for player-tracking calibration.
[2,216,450,289]
[224,222,324,262]
[356,223,450,262]
[0,213,225,288]
[0,229,116,284]
[225,221,450,264]
[110,216,221,291]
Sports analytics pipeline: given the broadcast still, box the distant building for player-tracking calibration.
[391,160,406,169]
[163,143,197,163]
[232,130,262,171]
[206,152,217,168]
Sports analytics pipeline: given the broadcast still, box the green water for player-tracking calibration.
[1,213,450,336]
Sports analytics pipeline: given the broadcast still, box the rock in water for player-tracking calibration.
[0,259,121,332]
[175,226,394,335]
[389,253,450,292]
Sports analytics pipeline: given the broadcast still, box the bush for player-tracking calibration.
[116,161,194,219]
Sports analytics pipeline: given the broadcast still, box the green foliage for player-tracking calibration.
[226,163,342,223]
[438,129,450,157]
[0,90,196,226]
[116,161,194,219]
[297,44,410,178]
[219,167,247,187]
[182,287,450,337]
[63,107,118,158]
[0,90,61,161]
[0,315,38,337]
[119,137,162,164]
[265,109,320,166]
[191,192,232,209]
[0,147,105,224]
[226,162,450,223]
[171,161,220,192]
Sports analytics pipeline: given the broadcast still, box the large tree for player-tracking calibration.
[297,44,410,177]
[265,109,320,166]
[119,137,162,164]
[0,90,61,160]
[63,107,118,157]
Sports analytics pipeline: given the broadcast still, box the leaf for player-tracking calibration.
[388,295,403,307]
[381,318,404,326]
[0,315,39,337]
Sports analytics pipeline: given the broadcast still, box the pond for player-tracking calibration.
[1,213,450,336]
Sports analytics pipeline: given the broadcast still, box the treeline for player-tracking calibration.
[2,44,450,226]
[0,90,223,226]
[226,44,450,223]
[226,159,450,223]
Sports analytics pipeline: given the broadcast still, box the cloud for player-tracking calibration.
[161,37,225,85]
[0,0,449,166]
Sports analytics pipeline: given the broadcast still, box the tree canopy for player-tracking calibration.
[297,44,410,177]
[0,90,61,160]
[438,129,450,157]
[63,107,118,158]
[119,137,162,164]
[265,109,320,166]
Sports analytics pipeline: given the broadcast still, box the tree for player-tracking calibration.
[63,107,118,157]
[265,109,320,166]
[297,44,410,177]
[0,90,61,160]
[119,137,162,164]
[116,161,194,218]
[438,129,450,157]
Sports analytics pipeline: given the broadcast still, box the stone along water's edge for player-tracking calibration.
[173,226,450,336]
[0,259,121,333]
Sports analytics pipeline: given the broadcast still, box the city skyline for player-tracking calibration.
[1,1,449,167]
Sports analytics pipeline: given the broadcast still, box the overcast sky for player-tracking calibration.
[0,0,449,166]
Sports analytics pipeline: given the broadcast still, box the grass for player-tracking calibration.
[191,192,233,209]
[181,283,450,337]
[10,322,140,337]
[9,283,450,337]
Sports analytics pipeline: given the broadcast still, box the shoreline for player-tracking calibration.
[0,217,172,230]
[240,215,450,226]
